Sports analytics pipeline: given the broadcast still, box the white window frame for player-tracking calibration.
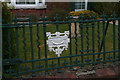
[16,0,36,5]
[3,0,46,9]
[75,0,88,12]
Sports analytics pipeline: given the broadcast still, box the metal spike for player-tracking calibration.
[91,13,96,19]
[66,14,73,20]
[53,14,61,21]
[111,12,117,18]
[78,14,84,20]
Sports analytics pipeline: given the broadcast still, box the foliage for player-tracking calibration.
[2,2,13,24]
[115,2,120,17]
[90,2,117,16]
[2,2,16,59]
[70,10,99,19]
[2,2,17,77]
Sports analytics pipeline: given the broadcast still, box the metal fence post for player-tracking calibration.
[118,19,120,61]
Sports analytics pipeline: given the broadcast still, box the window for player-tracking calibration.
[75,2,85,9]
[16,0,35,4]
[16,0,25,4]
[26,0,35,4]
[75,0,87,11]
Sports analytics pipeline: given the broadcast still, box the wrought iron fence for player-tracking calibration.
[2,14,120,77]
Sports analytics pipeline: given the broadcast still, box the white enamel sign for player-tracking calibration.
[46,31,70,57]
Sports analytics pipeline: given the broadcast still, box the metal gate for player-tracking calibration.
[2,14,120,77]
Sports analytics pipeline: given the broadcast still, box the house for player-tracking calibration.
[2,0,88,17]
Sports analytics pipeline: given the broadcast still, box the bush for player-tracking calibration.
[115,2,120,17]
[2,2,13,24]
[90,2,117,16]
[2,2,17,77]
[2,3,16,61]
[70,10,99,19]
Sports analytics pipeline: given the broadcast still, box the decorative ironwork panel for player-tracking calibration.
[46,31,70,57]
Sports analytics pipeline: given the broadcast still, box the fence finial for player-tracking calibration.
[53,14,61,21]
[91,13,96,19]
[100,12,107,19]
[78,14,84,20]
[66,14,73,20]
[111,12,117,18]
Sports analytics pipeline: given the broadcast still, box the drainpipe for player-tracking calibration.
[85,0,88,10]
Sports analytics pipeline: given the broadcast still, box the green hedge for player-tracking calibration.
[90,2,118,16]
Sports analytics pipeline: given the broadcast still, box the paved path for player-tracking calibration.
[4,65,120,80]
[33,66,120,79]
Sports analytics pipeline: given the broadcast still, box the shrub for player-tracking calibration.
[115,2,120,17]
[2,2,17,77]
[90,2,117,16]
[2,2,13,24]
[70,10,99,19]
[2,2,16,62]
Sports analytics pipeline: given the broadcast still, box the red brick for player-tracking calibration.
[10,9,47,17]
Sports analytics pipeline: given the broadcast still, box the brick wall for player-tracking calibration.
[10,9,48,17]
[10,2,70,17]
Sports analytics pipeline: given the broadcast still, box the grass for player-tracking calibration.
[4,21,119,76]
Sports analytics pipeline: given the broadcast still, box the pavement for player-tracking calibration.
[34,65,120,79]
[4,65,120,80]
